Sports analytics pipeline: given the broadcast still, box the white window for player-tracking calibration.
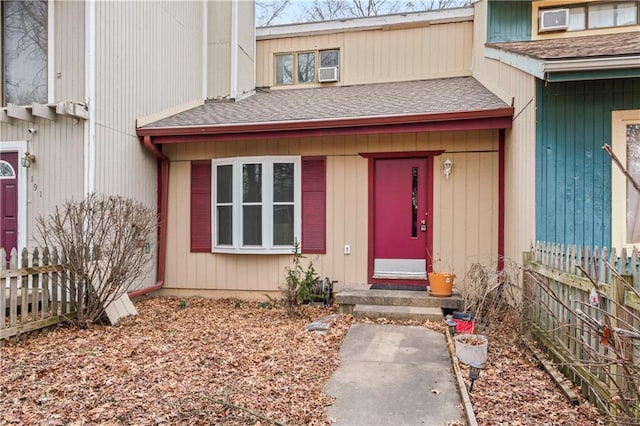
[612,110,640,249]
[212,156,301,254]
[2,0,48,106]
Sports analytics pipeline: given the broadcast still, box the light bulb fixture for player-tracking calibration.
[468,361,483,392]
[21,152,36,168]
[443,158,453,179]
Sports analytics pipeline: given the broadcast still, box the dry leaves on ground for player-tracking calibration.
[1,298,610,425]
[0,297,350,425]
[460,313,606,426]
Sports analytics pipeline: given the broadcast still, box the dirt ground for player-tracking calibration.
[1,297,606,425]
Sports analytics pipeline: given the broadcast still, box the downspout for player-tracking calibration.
[129,135,169,298]
[84,0,96,196]
[498,128,505,274]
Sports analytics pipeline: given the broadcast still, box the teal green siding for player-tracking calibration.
[536,78,640,247]
[487,1,531,43]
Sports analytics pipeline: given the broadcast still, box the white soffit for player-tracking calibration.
[257,7,474,39]
[485,46,640,80]
[484,46,546,79]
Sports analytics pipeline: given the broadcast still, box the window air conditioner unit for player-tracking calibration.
[539,9,569,32]
[318,67,338,83]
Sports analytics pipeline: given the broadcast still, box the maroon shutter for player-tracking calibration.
[301,156,326,254]
[191,160,212,252]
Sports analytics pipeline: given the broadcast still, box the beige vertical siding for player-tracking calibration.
[472,0,537,265]
[1,0,87,249]
[54,1,85,102]
[162,130,498,295]
[237,0,256,99]
[256,21,473,88]
[208,1,232,99]
[91,1,205,289]
[0,119,85,249]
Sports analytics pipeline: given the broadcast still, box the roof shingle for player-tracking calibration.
[486,31,640,60]
[142,77,509,129]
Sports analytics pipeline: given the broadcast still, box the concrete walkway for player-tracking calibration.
[325,323,466,426]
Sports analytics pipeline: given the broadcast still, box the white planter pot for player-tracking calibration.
[454,334,488,365]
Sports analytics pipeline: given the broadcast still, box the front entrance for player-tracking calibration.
[0,151,19,265]
[371,157,433,285]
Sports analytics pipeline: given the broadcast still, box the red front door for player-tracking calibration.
[0,152,19,265]
[372,157,432,284]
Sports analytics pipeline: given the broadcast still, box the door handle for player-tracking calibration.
[420,220,427,232]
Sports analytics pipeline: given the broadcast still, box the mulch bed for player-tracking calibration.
[0,297,607,425]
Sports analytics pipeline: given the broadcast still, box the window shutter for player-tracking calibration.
[301,156,326,254]
[191,160,212,252]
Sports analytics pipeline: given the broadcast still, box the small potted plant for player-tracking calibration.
[427,255,454,297]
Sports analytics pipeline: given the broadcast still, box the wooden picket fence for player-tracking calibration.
[1,247,82,341]
[524,242,640,422]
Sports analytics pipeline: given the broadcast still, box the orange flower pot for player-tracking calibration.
[427,272,454,297]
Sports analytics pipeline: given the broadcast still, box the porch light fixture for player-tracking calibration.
[21,152,36,168]
[468,361,483,392]
[443,158,453,179]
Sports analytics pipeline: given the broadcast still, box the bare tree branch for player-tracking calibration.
[37,194,157,326]
[256,0,291,26]
[603,143,640,194]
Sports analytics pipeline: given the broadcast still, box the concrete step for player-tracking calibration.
[352,304,444,322]
[337,288,463,315]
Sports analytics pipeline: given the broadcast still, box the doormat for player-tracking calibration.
[369,284,427,291]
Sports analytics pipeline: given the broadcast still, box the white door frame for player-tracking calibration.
[0,141,28,252]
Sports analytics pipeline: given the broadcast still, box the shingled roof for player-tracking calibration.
[141,77,509,129]
[486,31,640,60]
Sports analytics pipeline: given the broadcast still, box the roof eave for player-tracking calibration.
[543,56,640,73]
[486,46,640,80]
[256,7,473,40]
[136,108,514,144]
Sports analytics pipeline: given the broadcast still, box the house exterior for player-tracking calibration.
[472,0,640,261]
[137,7,515,298]
[0,1,254,293]
[7,0,632,300]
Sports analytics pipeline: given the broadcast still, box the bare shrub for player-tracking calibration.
[282,240,321,317]
[461,258,524,333]
[37,194,157,326]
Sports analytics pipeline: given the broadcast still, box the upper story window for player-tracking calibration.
[274,49,340,86]
[539,1,638,33]
[2,0,48,106]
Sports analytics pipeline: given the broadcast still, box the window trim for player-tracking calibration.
[274,52,294,86]
[1,0,53,106]
[612,109,640,249]
[211,156,302,254]
[296,50,317,84]
[537,1,639,34]
[273,48,340,86]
